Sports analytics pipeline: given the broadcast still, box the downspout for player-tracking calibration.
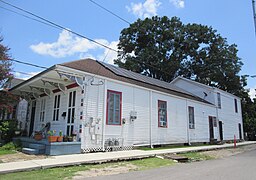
[216,106,220,141]
[102,79,107,151]
[186,99,191,145]
[149,90,153,148]
[82,77,88,148]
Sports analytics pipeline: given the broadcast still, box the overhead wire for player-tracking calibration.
[0,0,117,52]
[88,0,131,25]
[0,0,173,77]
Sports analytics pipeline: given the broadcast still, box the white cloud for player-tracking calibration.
[97,41,119,65]
[126,0,161,18]
[170,0,185,9]
[30,30,118,62]
[249,87,256,100]
[14,71,41,80]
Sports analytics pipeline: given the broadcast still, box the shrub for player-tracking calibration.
[1,142,16,150]
[0,119,18,143]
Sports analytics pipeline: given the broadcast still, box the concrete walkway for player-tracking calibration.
[0,141,255,174]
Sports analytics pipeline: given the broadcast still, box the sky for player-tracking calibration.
[0,0,256,98]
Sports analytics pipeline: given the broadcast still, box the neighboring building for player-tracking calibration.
[9,59,243,152]
[1,78,28,131]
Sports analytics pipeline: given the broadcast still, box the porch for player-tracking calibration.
[14,137,81,156]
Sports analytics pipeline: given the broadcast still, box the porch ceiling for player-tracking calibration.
[10,67,75,97]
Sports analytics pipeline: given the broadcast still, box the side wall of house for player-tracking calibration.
[214,89,243,140]
[172,78,244,141]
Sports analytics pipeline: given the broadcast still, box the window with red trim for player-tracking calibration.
[158,100,167,128]
[107,90,122,125]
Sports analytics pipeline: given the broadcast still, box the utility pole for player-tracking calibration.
[253,0,256,35]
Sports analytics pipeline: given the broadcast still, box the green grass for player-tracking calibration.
[138,144,211,151]
[180,152,214,161]
[0,157,176,180]
[130,157,176,170]
[0,150,16,156]
[0,142,19,156]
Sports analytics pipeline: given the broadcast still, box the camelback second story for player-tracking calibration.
[170,76,242,122]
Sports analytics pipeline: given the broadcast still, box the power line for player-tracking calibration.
[11,70,36,76]
[8,59,47,69]
[88,0,131,25]
[252,0,256,36]
[0,0,117,52]
[0,5,59,29]
[0,0,173,77]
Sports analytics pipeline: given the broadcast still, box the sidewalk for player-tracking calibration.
[0,141,255,174]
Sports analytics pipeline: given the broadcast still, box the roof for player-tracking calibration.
[171,76,240,99]
[60,59,212,105]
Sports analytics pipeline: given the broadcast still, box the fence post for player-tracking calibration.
[234,135,236,149]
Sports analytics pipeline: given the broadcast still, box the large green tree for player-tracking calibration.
[115,16,244,95]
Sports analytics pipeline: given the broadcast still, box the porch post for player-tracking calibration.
[102,79,107,151]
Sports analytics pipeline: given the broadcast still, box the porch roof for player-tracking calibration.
[9,64,81,99]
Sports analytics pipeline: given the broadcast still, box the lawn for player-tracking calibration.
[180,152,215,161]
[137,144,210,151]
[0,142,19,156]
[0,157,176,180]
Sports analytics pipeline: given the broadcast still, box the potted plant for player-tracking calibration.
[63,135,68,142]
[57,130,63,142]
[34,131,43,141]
[72,130,77,142]
[68,136,73,142]
[47,130,58,143]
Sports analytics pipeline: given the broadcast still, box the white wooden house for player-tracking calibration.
[10,59,243,152]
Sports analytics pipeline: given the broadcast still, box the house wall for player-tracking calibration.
[29,74,242,151]
[16,99,28,130]
[172,78,243,141]
[86,77,218,148]
[214,89,243,140]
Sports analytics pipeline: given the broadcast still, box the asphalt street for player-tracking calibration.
[88,149,256,180]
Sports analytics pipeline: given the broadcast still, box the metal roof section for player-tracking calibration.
[171,76,241,99]
[97,61,212,104]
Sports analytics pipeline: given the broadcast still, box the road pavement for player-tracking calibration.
[88,148,256,180]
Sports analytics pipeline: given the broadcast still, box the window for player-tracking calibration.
[158,100,167,128]
[234,99,238,113]
[40,99,46,122]
[53,94,60,121]
[217,92,221,109]
[107,90,122,125]
[188,106,195,129]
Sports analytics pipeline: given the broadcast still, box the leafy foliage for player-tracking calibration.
[0,35,16,114]
[0,120,18,143]
[115,16,244,95]
[0,36,12,88]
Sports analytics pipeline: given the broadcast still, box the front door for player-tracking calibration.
[209,116,214,141]
[66,91,76,136]
[219,121,223,141]
[238,123,242,140]
[29,101,36,136]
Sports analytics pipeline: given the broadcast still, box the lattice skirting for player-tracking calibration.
[82,146,134,153]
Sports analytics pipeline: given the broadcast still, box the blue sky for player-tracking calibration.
[1,0,256,97]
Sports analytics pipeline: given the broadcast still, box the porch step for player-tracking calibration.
[22,148,39,155]
[29,143,45,150]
